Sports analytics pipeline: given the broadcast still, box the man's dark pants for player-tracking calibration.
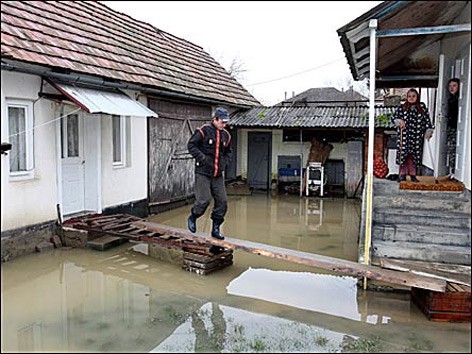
[191,173,227,224]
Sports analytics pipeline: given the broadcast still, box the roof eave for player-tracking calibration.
[1,59,258,109]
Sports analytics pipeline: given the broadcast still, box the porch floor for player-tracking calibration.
[399,175,465,192]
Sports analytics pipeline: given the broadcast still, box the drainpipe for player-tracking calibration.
[362,19,378,290]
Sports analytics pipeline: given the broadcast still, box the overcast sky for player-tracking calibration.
[102,1,382,106]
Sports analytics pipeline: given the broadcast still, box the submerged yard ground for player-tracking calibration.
[1,194,471,352]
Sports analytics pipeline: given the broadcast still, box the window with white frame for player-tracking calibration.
[7,99,34,178]
[112,115,127,167]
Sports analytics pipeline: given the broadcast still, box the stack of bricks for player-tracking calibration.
[411,283,471,322]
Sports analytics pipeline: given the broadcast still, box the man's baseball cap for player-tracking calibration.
[214,107,229,122]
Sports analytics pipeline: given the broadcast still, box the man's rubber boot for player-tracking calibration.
[211,223,225,240]
[187,214,197,233]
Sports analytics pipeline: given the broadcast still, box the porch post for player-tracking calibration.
[362,19,378,289]
[299,128,303,197]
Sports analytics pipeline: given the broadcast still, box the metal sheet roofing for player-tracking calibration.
[1,1,260,107]
[51,82,158,117]
[229,105,396,129]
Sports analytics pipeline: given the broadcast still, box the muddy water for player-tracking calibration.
[1,194,470,353]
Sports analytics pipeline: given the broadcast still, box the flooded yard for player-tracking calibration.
[1,194,471,353]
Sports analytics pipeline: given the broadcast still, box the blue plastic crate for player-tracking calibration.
[278,168,300,177]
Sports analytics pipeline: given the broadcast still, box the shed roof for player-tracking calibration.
[337,1,470,88]
[278,87,368,106]
[1,0,260,107]
[230,105,396,129]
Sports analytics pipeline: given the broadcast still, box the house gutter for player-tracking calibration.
[0,60,254,109]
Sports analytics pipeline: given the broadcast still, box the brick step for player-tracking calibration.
[373,179,469,200]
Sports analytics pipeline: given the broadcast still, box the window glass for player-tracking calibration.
[8,106,27,172]
[112,115,122,163]
[67,114,79,157]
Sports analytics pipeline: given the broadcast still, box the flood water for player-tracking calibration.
[1,194,471,353]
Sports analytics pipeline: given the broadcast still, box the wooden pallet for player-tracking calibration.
[143,234,233,275]
[63,213,152,241]
[64,213,233,275]
[182,248,233,275]
[411,283,471,322]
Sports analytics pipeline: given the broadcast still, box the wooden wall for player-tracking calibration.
[147,98,212,213]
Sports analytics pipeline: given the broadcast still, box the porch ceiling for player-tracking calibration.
[337,1,470,88]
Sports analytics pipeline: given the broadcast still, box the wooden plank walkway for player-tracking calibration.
[63,213,450,292]
[131,220,447,292]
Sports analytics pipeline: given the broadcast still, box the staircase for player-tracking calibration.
[367,179,471,265]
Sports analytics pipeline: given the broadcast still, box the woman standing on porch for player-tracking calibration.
[392,88,434,182]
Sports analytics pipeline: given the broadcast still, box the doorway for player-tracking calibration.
[60,111,101,217]
[247,132,272,190]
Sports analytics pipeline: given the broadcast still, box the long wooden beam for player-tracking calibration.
[132,221,446,292]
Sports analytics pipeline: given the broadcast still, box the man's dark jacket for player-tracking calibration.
[187,122,232,178]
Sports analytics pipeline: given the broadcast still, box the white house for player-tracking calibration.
[1,1,259,259]
[1,71,156,232]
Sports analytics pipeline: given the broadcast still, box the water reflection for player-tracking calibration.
[1,196,470,353]
[152,302,348,353]
[227,268,361,321]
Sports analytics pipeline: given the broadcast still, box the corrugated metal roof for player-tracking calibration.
[1,1,260,107]
[230,105,396,128]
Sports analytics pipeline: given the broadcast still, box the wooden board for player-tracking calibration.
[380,258,471,286]
[184,250,233,263]
[131,221,448,292]
[182,256,233,271]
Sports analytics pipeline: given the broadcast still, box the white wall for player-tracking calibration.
[1,72,59,231]
[463,48,471,191]
[100,92,148,208]
[271,130,309,178]
[239,129,350,182]
[1,73,150,231]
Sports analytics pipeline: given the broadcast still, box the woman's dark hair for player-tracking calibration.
[447,78,460,86]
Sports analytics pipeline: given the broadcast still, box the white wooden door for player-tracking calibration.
[453,45,470,182]
[433,54,448,177]
[61,113,85,215]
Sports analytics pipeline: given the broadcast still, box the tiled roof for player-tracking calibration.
[277,87,368,106]
[1,1,260,107]
[230,105,396,128]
